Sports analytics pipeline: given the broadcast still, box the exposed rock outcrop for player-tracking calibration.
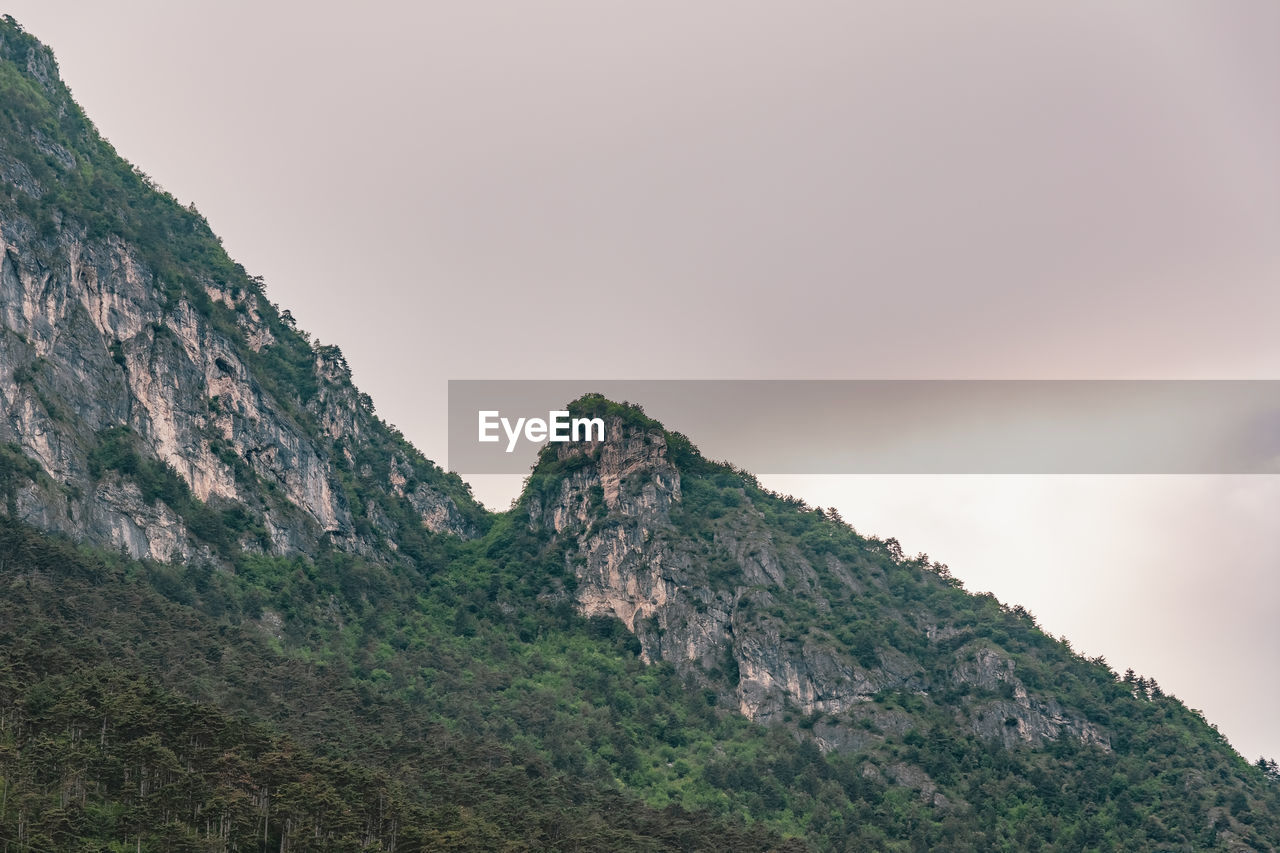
[528,413,1110,756]
[0,197,476,563]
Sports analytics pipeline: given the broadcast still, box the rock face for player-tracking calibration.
[0,223,477,562]
[528,414,1110,754]
[1,15,1107,759]
[0,27,479,562]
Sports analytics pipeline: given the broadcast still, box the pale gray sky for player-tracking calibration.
[5,2,1277,761]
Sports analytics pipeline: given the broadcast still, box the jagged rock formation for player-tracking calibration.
[0,22,482,563]
[527,408,1109,754]
[3,18,1279,850]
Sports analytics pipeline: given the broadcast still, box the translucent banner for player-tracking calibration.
[447,380,1280,476]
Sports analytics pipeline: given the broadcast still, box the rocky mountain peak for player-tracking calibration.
[522,400,1110,757]
[0,16,483,565]
[3,20,1277,848]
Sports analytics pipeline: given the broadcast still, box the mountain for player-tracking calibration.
[0,17,484,566]
[1,16,1277,851]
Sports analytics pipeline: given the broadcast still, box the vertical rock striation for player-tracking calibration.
[0,23,480,562]
[527,408,1109,754]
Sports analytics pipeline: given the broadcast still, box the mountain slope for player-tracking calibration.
[1,16,1277,852]
[523,397,1280,848]
[0,16,485,567]
[0,516,800,852]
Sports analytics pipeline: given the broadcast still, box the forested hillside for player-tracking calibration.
[1,15,1277,852]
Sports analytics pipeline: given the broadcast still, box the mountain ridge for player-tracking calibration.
[524,398,1112,750]
[0,14,486,569]
[1,16,1277,851]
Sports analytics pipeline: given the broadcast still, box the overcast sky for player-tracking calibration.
[5,2,1276,762]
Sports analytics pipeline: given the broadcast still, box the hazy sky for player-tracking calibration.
[4,2,1277,761]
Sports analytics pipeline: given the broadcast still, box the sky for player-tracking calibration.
[4,2,1276,761]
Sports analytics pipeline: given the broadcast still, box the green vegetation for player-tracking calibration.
[0,440,45,513]
[86,425,269,556]
[2,478,1277,850]
[0,13,486,558]
[0,515,808,851]
[1,15,1277,851]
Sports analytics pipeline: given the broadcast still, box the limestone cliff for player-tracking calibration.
[0,24,481,563]
[526,405,1110,756]
[4,19,1278,851]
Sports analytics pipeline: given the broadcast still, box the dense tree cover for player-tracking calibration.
[0,659,810,852]
[1,492,1277,851]
[2,15,1279,851]
[0,517,803,852]
[1,662,439,851]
